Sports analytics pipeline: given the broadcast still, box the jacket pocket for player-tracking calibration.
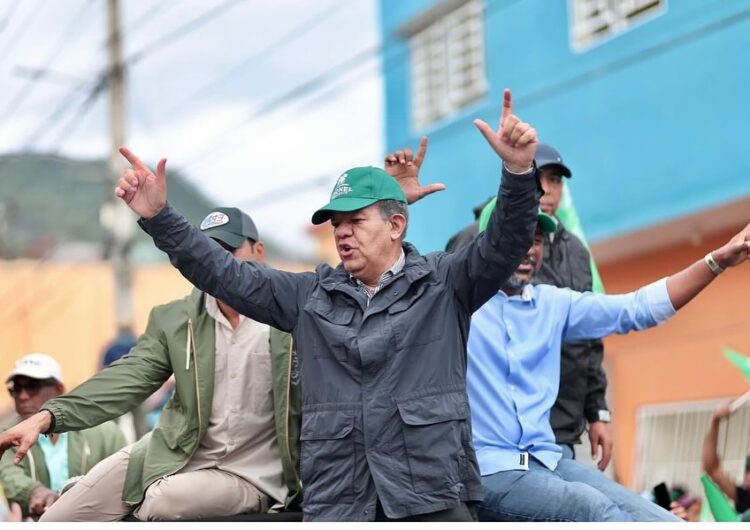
[300,412,355,504]
[308,302,356,361]
[387,282,444,348]
[396,392,468,493]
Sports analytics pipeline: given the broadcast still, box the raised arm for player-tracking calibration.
[115,148,311,330]
[444,89,541,313]
[0,310,171,465]
[666,223,750,309]
[702,401,738,501]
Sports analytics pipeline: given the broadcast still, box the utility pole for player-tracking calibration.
[103,0,135,331]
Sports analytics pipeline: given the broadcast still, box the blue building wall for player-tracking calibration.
[380,0,750,252]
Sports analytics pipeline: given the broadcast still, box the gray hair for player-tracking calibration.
[377,199,409,239]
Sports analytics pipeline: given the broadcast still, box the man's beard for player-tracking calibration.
[502,275,530,292]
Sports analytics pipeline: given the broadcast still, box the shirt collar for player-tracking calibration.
[498,283,535,303]
[205,294,245,328]
[350,249,406,286]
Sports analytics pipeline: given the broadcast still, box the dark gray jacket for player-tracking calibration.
[533,224,609,445]
[139,169,540,521]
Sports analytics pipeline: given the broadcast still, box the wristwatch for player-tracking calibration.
[597,410,611,423]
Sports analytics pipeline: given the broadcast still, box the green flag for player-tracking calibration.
[723,348,750,383]
[555,182,605,293]
[701,473,740,522]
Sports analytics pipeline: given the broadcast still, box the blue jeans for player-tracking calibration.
[478,457,679,522]
[560,444,575,459]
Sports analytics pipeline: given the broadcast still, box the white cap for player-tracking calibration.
[5,353,63,384]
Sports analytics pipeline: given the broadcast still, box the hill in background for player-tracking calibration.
[0,153,295,262]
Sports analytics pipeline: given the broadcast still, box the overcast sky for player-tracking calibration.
[0,0,382,255]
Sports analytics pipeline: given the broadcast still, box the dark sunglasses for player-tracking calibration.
[6,378,57,397]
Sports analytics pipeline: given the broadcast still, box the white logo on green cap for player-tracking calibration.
[200,212,230,230]
[331,173,352,199]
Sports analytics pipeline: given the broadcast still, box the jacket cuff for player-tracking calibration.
[586,409,611,423]
[39,406,61,434]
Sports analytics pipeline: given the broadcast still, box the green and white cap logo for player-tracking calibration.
[331,172,352,199]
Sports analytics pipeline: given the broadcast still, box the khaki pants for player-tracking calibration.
[40,444,270,521]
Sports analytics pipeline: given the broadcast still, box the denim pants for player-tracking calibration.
[478,457,679,522]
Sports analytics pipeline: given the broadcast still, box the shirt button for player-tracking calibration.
[510,385,516,391]
[230,373,237,379]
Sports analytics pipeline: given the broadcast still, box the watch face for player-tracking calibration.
[598,410,612,423]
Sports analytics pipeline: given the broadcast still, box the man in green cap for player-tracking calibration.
[49,90,540,521]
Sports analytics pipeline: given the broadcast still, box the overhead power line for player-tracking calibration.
[165,0,345,114]
[182,41,384,168]
[26,0,248,151]
[0,0,43,60]
[0,1,21,35]
[1,0,95,124]
[127,0,247,64]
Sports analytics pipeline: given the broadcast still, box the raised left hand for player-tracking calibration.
[712,223,750,269]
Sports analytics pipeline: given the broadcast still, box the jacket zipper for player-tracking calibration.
[28,450,36,482]
[81,439,91,473]
[188,319,202,429]
[284,337,301,496]
[159,319,202,482]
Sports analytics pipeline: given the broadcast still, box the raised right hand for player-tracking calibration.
[0,411,50,464]
[114,147,168,219]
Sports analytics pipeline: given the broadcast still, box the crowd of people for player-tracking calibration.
[2,90,750,522]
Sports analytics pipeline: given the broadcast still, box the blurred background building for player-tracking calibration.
[379,0,750,494]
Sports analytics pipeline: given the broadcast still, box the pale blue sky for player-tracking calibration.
[0,0,383,254]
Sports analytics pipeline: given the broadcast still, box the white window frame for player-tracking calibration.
[408,0,487,129]
[635,398,750,504]
[569,0,667,52]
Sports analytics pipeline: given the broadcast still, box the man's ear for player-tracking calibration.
[253,241,266,263]
[389,214,407,241]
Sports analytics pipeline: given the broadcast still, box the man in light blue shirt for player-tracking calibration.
[467,202,750,521]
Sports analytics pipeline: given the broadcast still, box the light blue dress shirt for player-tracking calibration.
[36,432,69,493]
[467,278,675,476]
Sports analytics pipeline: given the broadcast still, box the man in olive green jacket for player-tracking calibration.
[0,208,301,521]
[1,354,126,517]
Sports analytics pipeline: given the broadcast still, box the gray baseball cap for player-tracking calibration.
[199,207,259,249]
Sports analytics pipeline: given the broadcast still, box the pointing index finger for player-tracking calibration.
[119,146,149,172]
[500,88,512,128]
[414,136,428,167]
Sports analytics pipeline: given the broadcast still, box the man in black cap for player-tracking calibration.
[0,207,302,521]
[532,143,613,470]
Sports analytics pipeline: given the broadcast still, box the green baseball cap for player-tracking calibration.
[311,166,407,225]
[478,197,558,235]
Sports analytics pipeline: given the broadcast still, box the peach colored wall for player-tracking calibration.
[599,227,750,487]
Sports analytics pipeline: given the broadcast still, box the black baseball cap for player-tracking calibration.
[199,207,259,249]
[535,143,572,178]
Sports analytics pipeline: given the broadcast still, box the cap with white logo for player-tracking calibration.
[5,353,64,384]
